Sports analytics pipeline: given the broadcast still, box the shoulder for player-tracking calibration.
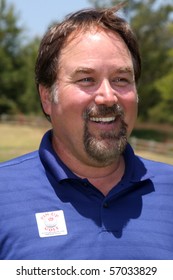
[137,155,173,183]
[0,151,39,175]
[139,155,173,173]
[124,144,173,186]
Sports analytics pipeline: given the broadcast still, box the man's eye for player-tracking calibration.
[76,77,95,86]
[78,77,94,82]
[112,77,132,86]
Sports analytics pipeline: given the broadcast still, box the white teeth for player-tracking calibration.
[90,116,115,122]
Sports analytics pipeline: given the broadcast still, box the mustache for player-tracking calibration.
[83,104,124,119]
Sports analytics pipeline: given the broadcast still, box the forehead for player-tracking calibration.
[59,29,132,70]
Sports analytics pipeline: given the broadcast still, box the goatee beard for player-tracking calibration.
[83,104,128,166]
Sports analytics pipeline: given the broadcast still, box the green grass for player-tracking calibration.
[0,123,173,165]
[0,123,48,162]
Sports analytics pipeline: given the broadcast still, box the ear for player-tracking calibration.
[39,84,52,115]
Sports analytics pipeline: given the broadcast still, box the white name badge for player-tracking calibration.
[35,210,68,238]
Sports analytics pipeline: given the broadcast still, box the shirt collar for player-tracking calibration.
[39,130,78,182]
[122,143,154,183]
[39,130,153,185]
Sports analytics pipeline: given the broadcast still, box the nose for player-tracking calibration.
[94,79,118,107]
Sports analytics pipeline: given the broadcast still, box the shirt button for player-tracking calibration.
[103,202,109,208]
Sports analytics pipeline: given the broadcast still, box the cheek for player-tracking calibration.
[58,86,93,120]
[51,98,85,135]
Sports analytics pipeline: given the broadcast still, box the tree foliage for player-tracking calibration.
[88,0,173,123]
[0,0,22,113]
[0,0,40,115]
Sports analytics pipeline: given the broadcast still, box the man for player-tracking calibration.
[0,3,173,260]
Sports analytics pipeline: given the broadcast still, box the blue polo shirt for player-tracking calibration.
[0,130,173,260]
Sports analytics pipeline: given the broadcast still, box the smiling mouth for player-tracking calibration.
[89,116,116,123]
[83,104,124,125]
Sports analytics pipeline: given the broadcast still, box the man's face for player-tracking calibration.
[42,29,138,167]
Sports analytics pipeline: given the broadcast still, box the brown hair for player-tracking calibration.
[35,3,141,119]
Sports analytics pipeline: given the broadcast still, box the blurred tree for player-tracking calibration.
[0,0,24,114]
[88,0,173,124]
[0,0,41,115]
[18,38,40,114]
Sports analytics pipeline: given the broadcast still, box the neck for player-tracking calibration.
[74,156,125,196]
[52,136,125,196]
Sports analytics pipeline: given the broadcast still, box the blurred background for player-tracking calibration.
[0,0,173,164]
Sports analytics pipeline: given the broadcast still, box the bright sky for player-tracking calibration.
[6,0,93,39]
[6,0,169,40]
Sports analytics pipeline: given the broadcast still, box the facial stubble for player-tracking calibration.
[83,104,128,166]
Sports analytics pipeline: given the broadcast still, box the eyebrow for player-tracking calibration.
[72,67,96,76]
[117,66,134,75]
[72,66,134,76]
